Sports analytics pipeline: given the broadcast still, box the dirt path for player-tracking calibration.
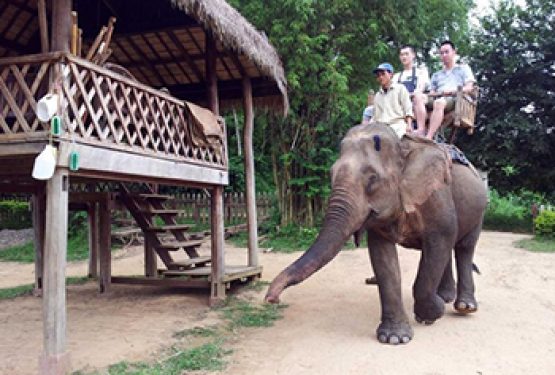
[1,231,554,374]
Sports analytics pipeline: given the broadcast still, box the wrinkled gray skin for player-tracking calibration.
[265,123,488,345]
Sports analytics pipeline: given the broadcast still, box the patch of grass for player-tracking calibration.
[514,236,555,253]
[0,229,111,263]
[221,298,287,328]
[104,342,227,375]
[0,276,89,300]
[172,326,218,339]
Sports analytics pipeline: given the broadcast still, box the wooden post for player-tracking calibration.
[98,194,111,293]
[51,0,72,52]
[205,32,219,115]
[39,168,70,374]
[87,202,98,278]
[37,0,49,53]
[242,77,258,267]
[144,236,157,277]
[210,186,225,305]
[32,189,46,294]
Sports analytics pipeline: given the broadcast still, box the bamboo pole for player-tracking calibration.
[242,76,258,267]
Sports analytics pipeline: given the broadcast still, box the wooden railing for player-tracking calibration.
[0,52,227,169]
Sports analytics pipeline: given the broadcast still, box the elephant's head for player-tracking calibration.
[265,123,451,303]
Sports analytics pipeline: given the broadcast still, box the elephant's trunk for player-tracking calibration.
[265,191,362,303]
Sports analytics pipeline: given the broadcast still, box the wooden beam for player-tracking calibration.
[242,77,258,267]
[39,168,70,374]
[51,0,72,52]
[167,30,203,82]
[205,32,219,114]
[124,35,165,86]
[154,31,192,83]
[210,185,225,306]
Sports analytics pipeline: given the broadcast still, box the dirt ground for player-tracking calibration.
[0,231,554,375]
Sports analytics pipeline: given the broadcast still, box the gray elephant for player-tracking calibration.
[265,123,488,345]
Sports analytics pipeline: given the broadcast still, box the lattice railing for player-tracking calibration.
[0,53,227,169]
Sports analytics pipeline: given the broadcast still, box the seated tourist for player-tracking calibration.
[424,40,476,140]
[393,45,430,137]
[361,89,375,125]
[371,63,413,138]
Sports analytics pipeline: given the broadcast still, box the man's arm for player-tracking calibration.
[462,64,476,95]
[399,86,414,130]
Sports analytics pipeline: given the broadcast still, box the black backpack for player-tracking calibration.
[398,66,417,93]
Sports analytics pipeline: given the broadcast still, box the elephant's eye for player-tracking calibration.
[366,174,378,194]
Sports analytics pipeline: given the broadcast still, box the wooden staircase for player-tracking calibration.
[117,184,210,276]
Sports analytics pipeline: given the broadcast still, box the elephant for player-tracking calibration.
[265,123,488,345]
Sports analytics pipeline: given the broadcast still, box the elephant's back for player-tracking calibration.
[451,163,488,237]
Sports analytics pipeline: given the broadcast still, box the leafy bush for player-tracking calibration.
[0,200,32,230]
[534,210,555,238]
[483,190,534,233]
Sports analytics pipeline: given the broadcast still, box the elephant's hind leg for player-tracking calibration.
[454,225,482,313]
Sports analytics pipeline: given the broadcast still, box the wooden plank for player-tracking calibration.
[111,276,210,289]
[155,239,203,250]
[144,236,157,277]
[56,144,228,188]
[145,223,191,232]
[40,167,69,372]
[210,185,225,305]
[140,208,180,215]
[221,265,263,283]
[242,77,258,267]
[169,255,211,268]
[0,141,47,156]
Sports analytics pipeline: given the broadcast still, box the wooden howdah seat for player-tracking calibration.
[428,85,479,143]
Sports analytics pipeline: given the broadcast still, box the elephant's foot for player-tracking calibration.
[376,319,413,345]
[414,294,445,324]
[437,285,456,303]
[454,294,478,314]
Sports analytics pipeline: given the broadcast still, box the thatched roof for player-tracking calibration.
[0,0,288,115]
[171,0,288,113]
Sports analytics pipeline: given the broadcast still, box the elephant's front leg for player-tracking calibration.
[368,232,413,345]
[413,234,455,324]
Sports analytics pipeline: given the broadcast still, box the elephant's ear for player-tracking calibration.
[400,143,452,213]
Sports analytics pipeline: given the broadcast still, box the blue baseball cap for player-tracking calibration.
[373,62,394,74]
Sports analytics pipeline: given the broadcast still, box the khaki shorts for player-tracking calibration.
[426,97,455,112]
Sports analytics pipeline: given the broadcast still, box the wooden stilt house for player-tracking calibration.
[0,0,288,373]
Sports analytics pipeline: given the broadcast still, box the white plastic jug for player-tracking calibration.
[32,144,57,180]
[36,93,59,122]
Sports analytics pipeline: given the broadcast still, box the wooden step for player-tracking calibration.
[168,256,211,269]
[162,265,263,282]
[140,209,180,215]
[145,223,191,232]
[163,266,211,277]
[133,193,174,200]
[155,239,203,250]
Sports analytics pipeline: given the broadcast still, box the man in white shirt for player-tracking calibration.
[393,45,430,137]
[372,63,413,138]
[426,40,476,140]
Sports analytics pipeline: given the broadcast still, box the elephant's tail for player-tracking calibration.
[472,263,481,275]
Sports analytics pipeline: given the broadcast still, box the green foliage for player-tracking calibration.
[227,0,473,226]
[463,0,555,195]
[0,200,31,230]
[514,236,555,253]
[0,229,91,263]
[534,210,555,238]
[173,326,218,339]
[483,189,534,232]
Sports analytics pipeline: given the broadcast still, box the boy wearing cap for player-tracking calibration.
[371,62,413,138]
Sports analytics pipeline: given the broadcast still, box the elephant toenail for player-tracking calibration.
[401,336,410,343]
[378,334,387,343]
[389,336,400,345]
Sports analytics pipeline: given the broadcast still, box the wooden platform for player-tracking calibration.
[162,265,262,282]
